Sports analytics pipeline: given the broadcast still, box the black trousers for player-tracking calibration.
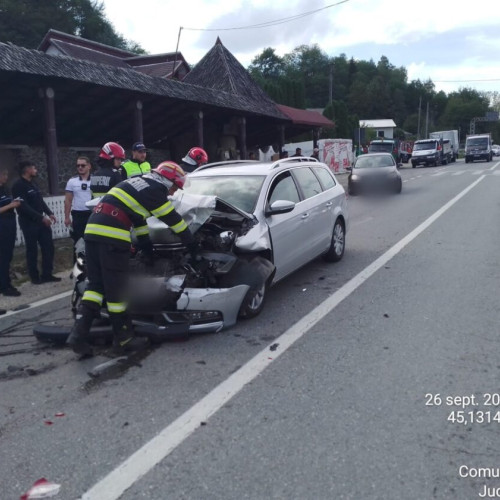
[70,210,91,244]
[19,219,54,281]
[0,218,16,291]
[83,240,130,311]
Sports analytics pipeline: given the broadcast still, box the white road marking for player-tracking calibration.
[79,175,483,499]
[431,172,447,176]
[452,171,465,176]
[1,290,72,318]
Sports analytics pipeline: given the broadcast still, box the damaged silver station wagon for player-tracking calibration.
[37,158,348,344]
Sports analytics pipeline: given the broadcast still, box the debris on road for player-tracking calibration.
[20,478,61,499]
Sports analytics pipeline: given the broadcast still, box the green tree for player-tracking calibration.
[0,0,145,53]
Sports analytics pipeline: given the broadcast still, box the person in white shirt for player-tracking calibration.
[64,156,92,245]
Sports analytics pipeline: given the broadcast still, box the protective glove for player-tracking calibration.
[186,241,202,261]
[137,248,155,267]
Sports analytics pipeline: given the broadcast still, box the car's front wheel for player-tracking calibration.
[323,218,345,262]
[238,282,267,319]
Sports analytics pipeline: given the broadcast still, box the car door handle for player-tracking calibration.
[325,202,333,207]
[301,213,309,219]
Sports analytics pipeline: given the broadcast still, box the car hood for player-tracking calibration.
[146,192,271,251]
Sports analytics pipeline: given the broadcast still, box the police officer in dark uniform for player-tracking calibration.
[90,142,123,198]
[0,166,21,296]
[11,161,61,284]
[67,160,196,357]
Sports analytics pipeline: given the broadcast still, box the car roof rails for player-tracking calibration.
[194,160,257,172]
[270,157,320,169]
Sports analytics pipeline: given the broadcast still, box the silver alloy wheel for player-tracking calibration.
[333,221,345,256]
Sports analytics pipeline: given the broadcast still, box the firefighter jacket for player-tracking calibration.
[84,175,193,249]
[91,166,122,198]
[121,159,151,179]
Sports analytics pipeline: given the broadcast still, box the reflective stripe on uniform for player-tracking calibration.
[108,188,150,218]
[135,224,149,236]
[92,192,107,198]
[169,219,188,234]
[151,200,174,218]
[107,301,127,313]
[82,290,104,305]
[85,223,131,242]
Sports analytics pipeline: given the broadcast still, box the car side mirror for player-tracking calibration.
[265,199,295,216]
[345,165,352,171]
[397,163,402,169]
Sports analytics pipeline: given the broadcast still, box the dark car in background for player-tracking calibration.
[348,153,402,196]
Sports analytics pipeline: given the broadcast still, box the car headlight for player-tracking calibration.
[350,174,359,180]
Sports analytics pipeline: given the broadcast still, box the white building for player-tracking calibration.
[359,119,397,139]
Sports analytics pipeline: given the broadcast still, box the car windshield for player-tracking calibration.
[368,143,393,153]
[184,175,265,213]
[414,141,437,151]
[467,138,488,147]
[355,156,395,169]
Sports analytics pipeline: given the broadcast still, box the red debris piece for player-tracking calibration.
[20,478,61,499]
[54,413,65,418]
[44,420,53,426]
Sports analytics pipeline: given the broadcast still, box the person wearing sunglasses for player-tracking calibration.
[64,156,92,247]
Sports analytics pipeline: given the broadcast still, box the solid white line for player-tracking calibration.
[1,290,72,318]
[81,175,486,500]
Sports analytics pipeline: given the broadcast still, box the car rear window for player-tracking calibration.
[312,167,336,189]
[184,175,265,213]
[292,167,323,199]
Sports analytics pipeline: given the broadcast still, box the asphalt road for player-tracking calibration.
[2,159,500,499]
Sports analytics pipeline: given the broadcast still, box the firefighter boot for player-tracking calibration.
[67,303,99,357]
[110,314,149,355]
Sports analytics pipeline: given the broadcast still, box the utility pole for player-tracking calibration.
[417,96,421,140]
[425,101,429,138]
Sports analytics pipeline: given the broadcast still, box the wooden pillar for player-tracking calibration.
[41,87,59,195]
[134,100,143,143]
[238,117,247,160]
[196,110,204,147]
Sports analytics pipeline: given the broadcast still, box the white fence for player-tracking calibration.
[15,196,71,246]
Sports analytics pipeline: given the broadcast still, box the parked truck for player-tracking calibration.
[429,130,459,162]
[465,133,492,163]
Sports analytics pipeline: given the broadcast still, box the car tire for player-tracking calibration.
[412,163,416,168]
[323,218,345,262]
[238,282,267,319]
[395,181,402,194]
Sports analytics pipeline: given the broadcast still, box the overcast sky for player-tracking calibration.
[101,0,500,96]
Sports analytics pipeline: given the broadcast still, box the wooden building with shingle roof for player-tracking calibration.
[0,32,332,194]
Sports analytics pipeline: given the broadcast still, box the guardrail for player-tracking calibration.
[15,196,71,246]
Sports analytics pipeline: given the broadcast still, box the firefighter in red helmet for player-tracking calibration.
[67,160,196,358]
[90,142,124,198]
[181,147,208,173]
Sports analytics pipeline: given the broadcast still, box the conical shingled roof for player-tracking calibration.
[183,38,286,120]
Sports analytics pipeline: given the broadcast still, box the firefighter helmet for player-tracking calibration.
[153,161,187,189]
[99,142,126,160]
[182,147,208,167]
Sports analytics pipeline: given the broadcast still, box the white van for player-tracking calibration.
[411,139,445,168]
